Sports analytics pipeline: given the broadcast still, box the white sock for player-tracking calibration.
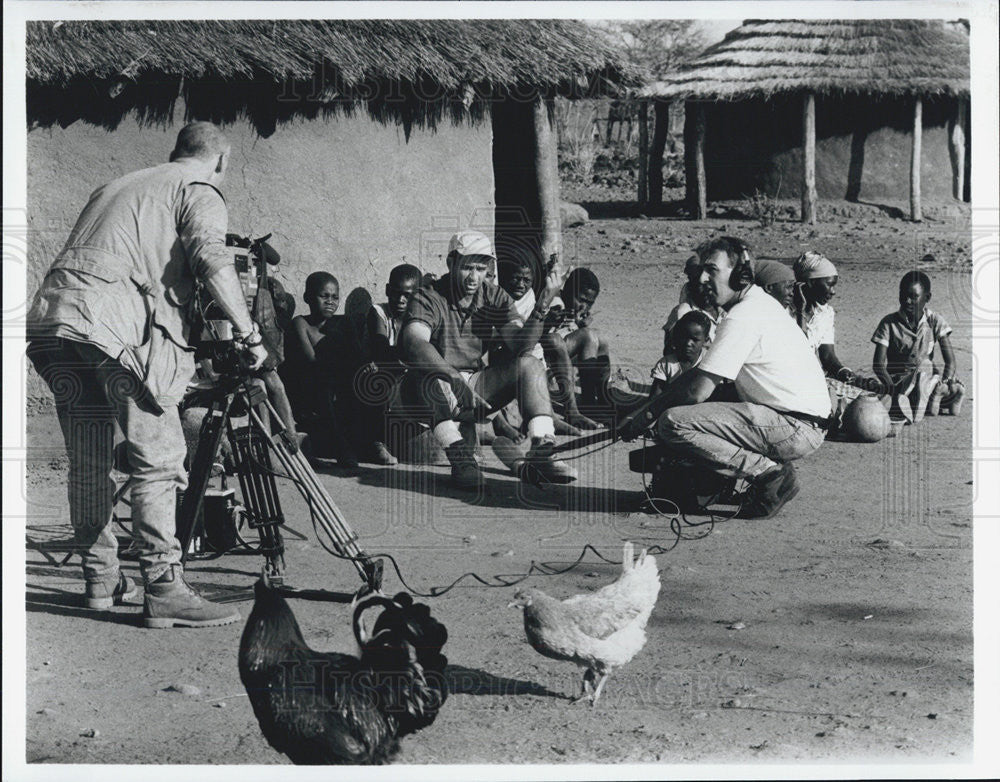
[433,420,463,448]
[527,415,555,440]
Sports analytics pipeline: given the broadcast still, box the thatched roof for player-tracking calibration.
[643,19,969,100]
[27,20,638,135]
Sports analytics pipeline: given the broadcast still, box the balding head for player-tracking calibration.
[170,122,230,163]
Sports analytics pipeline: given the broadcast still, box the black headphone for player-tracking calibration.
[725,237,756,291]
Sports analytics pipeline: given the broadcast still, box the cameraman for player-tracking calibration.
[26,122,266,629]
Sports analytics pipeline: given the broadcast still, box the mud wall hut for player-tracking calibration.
[642,19,970,221]
[24,19,633,399]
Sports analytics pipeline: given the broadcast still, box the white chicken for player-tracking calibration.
[509,541,661,705]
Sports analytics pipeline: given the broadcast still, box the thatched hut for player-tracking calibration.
[641,19,970,222]
[24,19,634,372]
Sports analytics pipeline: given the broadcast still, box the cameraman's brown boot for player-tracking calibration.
[143,565,241,629]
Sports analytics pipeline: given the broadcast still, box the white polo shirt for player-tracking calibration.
[699,286,831,418]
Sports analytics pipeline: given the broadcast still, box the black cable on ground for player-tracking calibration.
[178,417,748,598]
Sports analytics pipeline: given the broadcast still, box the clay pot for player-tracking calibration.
[843,395,891,443]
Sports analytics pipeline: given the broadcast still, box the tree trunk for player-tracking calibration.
[801,92,817,224]
[649,100,669,206]
[533,95,562,258]
[693,103,707,220]
[948,98,967,201]
[910,96,923,222]
[637,100,649,205]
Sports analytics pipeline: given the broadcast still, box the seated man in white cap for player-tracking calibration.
[792,250,853,382]
[399,230,577,488]
[627,237,832,519]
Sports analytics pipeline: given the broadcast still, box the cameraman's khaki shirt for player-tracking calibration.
[27,160,233,405]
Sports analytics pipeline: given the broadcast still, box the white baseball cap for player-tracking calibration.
[448,230,495,260]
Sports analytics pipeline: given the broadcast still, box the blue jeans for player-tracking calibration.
[28,338,186,584]
[656,401,826,478]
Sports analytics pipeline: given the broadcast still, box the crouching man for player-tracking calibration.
[640,237,832,518]
[400,231,576,488]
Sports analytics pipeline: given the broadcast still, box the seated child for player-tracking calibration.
[872,269,963,422]
[542,267,612,421]
[495,251,595,435]
[360,263,422,464]
[280,271,359,466]
[792,250,857,384]
[663,253,725,346]
[650,310,711,397]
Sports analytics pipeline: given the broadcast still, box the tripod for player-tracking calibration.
[176,366,383,597]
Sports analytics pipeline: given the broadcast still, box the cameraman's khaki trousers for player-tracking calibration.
[28,338,187,586]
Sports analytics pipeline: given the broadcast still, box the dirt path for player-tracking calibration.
[23,211,974,766]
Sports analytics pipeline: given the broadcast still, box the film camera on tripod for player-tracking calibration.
[158,232,383,595]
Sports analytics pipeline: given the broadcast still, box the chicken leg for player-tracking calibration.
[572,668,596,704]
[589,671,610,705]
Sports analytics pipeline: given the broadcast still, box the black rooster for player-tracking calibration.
[238,580,448,764]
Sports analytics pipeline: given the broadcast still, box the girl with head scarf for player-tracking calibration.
[793,251,853,382]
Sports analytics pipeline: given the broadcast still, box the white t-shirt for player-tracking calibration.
[699,286,831,418]
[799,300,835,352]
[511,289,546,361]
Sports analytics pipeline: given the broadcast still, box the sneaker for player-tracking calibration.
[84,572,138,609]
[444,441,483,489]
[740,464,800,519]
[523,435,578,484]
[143,565,241,629]
[371,441,398,466]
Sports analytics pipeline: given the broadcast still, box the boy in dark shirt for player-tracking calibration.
[281,272,358,466]
[359,263,422,464]
[546,267,612,415]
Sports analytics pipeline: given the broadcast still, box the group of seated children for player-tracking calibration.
[649,247,964,426]
[495,252,608,433]
[269,246,621,468]
[275,264,428,466]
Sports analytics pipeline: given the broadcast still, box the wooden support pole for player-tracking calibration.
[910,95,923,222]
[694,103,707,220]
[637,100,649,206]
[533,95,562,258]
[801,91,817,224]
[948,98,967,201]
[648,100,669,206]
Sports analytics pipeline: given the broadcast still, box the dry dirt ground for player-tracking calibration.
[22,205,976,768]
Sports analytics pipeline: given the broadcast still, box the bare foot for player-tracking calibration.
[565,411,605,430]
[553,417,583,436]
[492,418,526,444]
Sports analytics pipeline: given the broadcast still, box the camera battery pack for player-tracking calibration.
[202,487,241,554]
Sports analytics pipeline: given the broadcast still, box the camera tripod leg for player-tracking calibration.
[248,404,383,593]
[230,410,286,583]
[177,395,234,563]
